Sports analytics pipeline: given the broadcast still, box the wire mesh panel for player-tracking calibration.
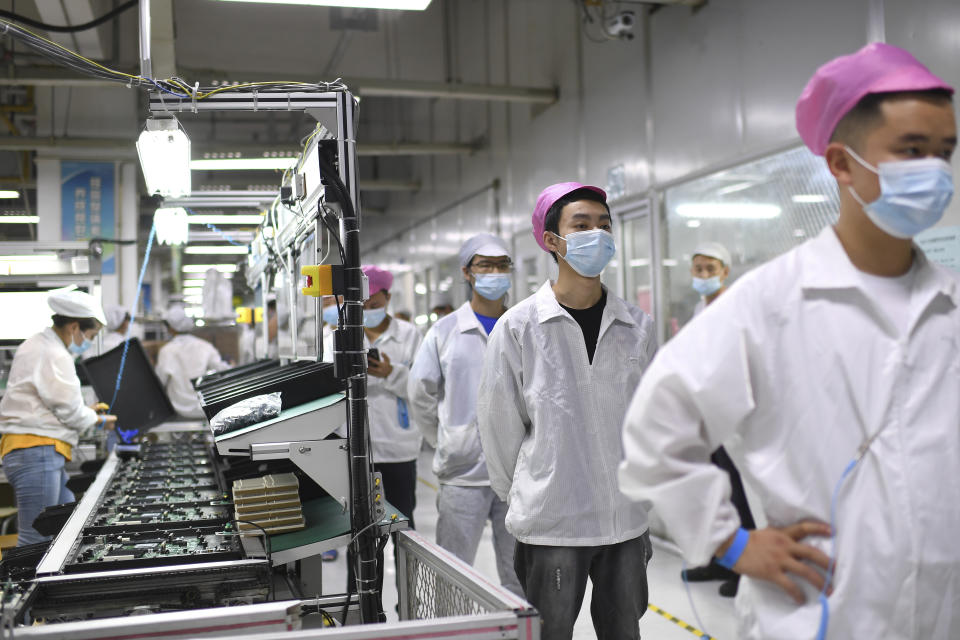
[406,548,493,619]
[396,530,537,639]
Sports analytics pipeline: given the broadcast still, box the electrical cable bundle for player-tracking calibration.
[0,18,348,99]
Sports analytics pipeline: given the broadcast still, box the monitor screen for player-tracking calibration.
[80,338,176,436]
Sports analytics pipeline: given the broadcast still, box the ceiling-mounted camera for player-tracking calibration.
[606,10,636,40]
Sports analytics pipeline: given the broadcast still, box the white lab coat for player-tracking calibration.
[0,328,98,447]
[477,281,657,546]
[619,226,960,639]
[101,330,125,353]
[366,316,422,464]
[408,302,494,486]
[155,334,228,419]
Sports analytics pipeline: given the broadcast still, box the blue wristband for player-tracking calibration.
[98,415,106,428]
[717,527,749,570]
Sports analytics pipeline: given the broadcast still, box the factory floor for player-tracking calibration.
[320,447,739,639]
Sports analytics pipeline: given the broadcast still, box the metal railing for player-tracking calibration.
[397,530,531,623]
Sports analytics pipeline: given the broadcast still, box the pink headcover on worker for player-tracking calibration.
[796,42,953,156]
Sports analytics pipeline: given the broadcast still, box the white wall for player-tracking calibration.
[362,0,960,270]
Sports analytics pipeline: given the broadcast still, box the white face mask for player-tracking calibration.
[551,229,617,277]
[363,307,388,329]
[845,145,954,238]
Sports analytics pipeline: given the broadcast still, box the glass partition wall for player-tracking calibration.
[660,145,840,338]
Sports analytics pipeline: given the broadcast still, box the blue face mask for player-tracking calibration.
[363,307,388,329]
[692,276,724,297]
[846,146,954,239]
[322,304,339,326]
[472,273,511,301]
[68,334,92,356]
[552,229,616,278]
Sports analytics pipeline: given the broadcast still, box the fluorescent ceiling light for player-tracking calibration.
[184,245,250,255]
[686,220,701,228]
[137,117,191,198]
[191,158,297,171]
[792,194,829,204]
[183,287,204,294]
[189,230,256,243]
[182,264,239,273]
[716,181,756,196]
[183,279,205,287]
[215,0,432,9]
[154,207,189,246]
[0,190,20,199]
[187,214,265,225]
[675,203,781,220]
[0,215,38,223]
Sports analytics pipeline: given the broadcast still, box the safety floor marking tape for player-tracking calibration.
[417,476,439,492]
[648,603,716,639]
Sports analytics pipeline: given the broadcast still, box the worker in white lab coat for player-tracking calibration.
[408,233,522,597]
[101,304,130,353]
[690,242,731,317]
[155,304,228,419]
[361,265,423,525]
[477,183,657,640]
[0,290,117,546]
[619,43,960,639]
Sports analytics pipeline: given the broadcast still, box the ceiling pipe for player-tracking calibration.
[0,67,558,104]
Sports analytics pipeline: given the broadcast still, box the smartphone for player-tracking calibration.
[368,348,381,362]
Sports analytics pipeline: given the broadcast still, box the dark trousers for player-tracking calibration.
[373,459,417,614]
[515,532,652,640]
[374,460,417,527]
[711,446,756,529]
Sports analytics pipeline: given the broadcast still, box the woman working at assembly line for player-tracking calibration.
[0,290,118,546]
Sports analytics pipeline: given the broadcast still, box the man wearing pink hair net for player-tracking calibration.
[477,184,658,640]
[360,265,423,534]
[619,43,960,638]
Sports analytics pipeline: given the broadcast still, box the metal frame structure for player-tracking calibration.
[147,87,384,622]
[8,530,538,639]
[242,530,539,639]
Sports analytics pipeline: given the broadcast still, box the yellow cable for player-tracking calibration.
[2,18,344,104]
[0,19,143,83]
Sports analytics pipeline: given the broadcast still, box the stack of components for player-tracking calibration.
[234,473,306,534]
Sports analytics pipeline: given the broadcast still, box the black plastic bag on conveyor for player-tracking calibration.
[210,392,283,436]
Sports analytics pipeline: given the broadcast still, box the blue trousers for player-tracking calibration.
[3,445,74,546]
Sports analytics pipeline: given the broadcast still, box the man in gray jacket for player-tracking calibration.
[408,233,522,596]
